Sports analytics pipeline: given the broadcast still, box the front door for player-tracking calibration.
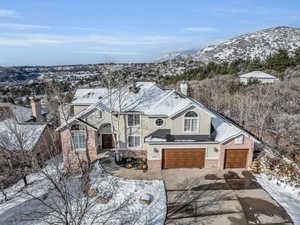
[102,134,114,148]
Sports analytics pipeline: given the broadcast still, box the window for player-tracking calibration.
[71,124,86,150]
[184,111,198,132]
[128,136,140,147]
[155,118,164,127]
[128,114,140,127]
[235,135,244,144]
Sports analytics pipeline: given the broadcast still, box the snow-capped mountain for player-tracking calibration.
[156,49,198,62]
[189,26,300,63]
[183,27,300,63]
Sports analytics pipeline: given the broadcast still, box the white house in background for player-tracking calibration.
[239,71,279,84]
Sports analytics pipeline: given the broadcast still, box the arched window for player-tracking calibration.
[184,111,199,132]
[71,124,86,150]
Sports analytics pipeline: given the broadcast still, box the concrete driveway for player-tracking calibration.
[162,169,293,225]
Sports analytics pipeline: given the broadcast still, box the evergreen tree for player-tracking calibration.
[294,47,300,65]
[266,49,291,72]
[247,58,263,71]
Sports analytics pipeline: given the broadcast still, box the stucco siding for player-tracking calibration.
[145,143,220,161]
[73,105,89,115]
[171,106,211,135]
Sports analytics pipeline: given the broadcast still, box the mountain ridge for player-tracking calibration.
[158,26,300,63]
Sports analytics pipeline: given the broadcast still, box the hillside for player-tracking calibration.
[156,49,198,62]
[189,26,300,63]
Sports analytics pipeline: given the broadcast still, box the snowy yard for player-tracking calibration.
[0,158,166,225]
[256,174,300,225]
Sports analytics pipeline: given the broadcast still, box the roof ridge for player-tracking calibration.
[150,89,175,109]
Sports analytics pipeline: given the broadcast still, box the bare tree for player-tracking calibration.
[100,70,133,161]
[0,119,35,186]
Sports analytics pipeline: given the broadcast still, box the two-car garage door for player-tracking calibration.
[163,148,205,169]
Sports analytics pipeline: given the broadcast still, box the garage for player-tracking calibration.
[224,149,248,169]
[162,148,205,169]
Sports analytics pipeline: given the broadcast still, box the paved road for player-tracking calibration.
[162,169,293,225]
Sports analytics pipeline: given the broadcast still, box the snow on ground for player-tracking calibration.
[0,158,166,225]
[88,163,167,225]
[256,174,300,225]
[0,156,62,223]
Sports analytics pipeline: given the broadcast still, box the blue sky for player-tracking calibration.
[0,0,300,66]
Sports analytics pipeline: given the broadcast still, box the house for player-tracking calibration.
[0,97,48,123]
[57,82,259,173]
[0,120,53,170]
[0,98,58,170]
[239,71,279,84]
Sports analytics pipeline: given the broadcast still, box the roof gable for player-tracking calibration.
[0,120,46,151]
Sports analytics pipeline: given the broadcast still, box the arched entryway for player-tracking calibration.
[99,123,115,149]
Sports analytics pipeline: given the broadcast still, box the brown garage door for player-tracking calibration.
[224,149,248,169]
[163,148,205,169]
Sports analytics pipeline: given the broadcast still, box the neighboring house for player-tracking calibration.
[58,82,259,173]
[239,71,279,84]
[0,98,47,123]
[0,120,53,170]
[0,98,58,171]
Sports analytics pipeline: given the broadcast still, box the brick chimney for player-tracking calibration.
[179,81,189,96]
[31,97,43,122]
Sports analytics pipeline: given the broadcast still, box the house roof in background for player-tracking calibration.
[11,105,33,122]
[239,71,278,79]
[72,88,109,105]
[0,103,48,123]
[0,120,47,151]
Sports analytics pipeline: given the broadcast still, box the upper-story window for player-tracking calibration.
[184,111,199,132]
[71,124,86,150]
[128,114,140,127]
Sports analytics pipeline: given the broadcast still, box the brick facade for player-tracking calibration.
[61,127,98,174]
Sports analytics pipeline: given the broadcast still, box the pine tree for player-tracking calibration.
[294,47,300,65]
[266,49,291,72]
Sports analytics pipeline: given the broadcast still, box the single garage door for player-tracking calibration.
[163,148,205,169]
[224,149,248,169]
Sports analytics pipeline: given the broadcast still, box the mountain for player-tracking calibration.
[156,48,198,62]
[189,26,300,63]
